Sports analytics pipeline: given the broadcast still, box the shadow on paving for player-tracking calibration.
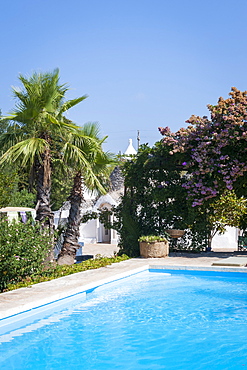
[170,251,247,259]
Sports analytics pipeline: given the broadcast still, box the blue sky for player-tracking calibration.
[1,0,247,154]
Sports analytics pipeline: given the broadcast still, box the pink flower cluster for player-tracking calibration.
[159,87,247,206]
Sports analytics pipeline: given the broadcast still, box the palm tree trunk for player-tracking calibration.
[35,144,54,229]
[57,171,84,265]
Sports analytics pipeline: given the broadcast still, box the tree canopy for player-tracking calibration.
[0,69,87,228]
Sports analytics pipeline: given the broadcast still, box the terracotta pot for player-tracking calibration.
[165,229,185,238]
[139,241,169,258]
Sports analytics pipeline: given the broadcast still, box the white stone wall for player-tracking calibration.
[212,226,238,250]
[79,219,97,244]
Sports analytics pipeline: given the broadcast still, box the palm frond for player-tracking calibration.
[0,138,47,167]
[59,96,88,114]
[72,134,101,153]
[13,69,68,116]
[0,130,26,153]
[62,142,93,168]
[1,113,19,121]
[82,167,107,195]
[62,142,106,194]
[80,122,101,139]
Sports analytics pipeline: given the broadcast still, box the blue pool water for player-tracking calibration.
[0,269,247,369]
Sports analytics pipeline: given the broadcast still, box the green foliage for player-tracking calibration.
[0,218,52,291]
[60,122,114,196]
[0,171,17,207]
[5,255,129,292]
[0,167,35,208]
[138,235,168,243]
[50,163,74,210]
[7,188,36,208]
[98,196,142,257]
[0,111,9,136]
[123,142,190,231]
[113,143,207,255]
[208,191,247,233]
[81,211,99,223]
[86,142,212,255]
[203,191,247,247]
[116,199,141,257]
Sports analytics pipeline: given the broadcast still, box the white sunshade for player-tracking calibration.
[0,207,36,212]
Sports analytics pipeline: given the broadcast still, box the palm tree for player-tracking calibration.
[57,123,116,265]
[0,69,87,229]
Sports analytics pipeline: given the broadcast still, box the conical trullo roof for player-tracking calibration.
[110,166,124,191]
[124,138,137,156]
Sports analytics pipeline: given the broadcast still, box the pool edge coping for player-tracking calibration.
[1,260,247,322]
[0,262,149,322]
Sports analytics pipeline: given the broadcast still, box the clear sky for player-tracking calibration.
[1,0,247,154]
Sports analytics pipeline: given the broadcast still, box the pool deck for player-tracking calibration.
[1,249,247,321]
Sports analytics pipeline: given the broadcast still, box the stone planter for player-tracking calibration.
[139,241,169,258]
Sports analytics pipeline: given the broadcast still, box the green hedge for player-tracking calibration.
[0,217,52,291]
[5,255,129,292]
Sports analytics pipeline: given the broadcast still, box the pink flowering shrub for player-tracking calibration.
[159,87,247,207]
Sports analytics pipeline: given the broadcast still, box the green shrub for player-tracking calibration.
[0,217,52,291]
[99,143,209,256]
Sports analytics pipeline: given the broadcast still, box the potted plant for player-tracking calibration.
[138,235,169,258]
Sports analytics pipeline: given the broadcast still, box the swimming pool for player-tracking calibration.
[0,269,247,369]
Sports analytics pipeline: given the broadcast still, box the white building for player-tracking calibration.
[212,226,238,251]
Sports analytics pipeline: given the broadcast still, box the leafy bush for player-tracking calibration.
[0,217,52,291]
[5,255,130,291]
[7,188,36,208]
[0,171,17,207]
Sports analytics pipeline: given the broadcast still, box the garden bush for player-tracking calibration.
[5,254,129,292]
[97,143,208,256]
[0,217,52,291]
